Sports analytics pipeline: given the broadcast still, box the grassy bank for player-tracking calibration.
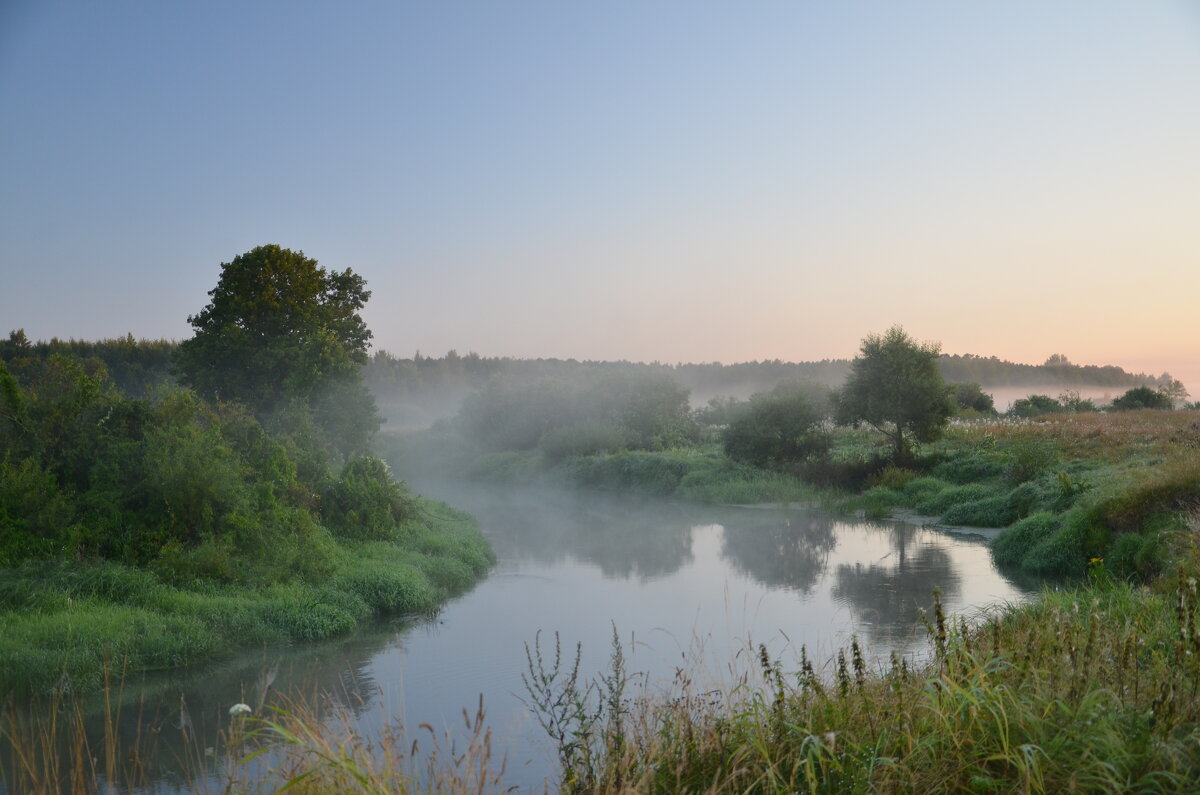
[843,410,1200,579]
[388,411,1200,581]
[0,497,492,700]
[531,555,1200,792]
[383,429,822,506]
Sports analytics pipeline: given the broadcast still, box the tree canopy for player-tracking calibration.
[1111,386,1174,411]
[174,245,373,413]
[722,382,830,469]
[834,326,954,461]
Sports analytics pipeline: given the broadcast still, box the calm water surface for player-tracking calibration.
[58,484,1038,792]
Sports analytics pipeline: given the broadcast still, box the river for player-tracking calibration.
[42,483,1039,792]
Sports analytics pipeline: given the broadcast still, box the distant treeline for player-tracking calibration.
[363,349,1172,425]
[1,331,1171,415]
[1,330,177,397]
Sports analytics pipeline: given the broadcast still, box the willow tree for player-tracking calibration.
[834,326,954,462]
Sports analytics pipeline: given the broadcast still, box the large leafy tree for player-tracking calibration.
[174,245,379,456]
[835,326,954,462]
[175,245,372,411]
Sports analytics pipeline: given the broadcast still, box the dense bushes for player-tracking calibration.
[319,455,416,541]
[721,382,829,469]
[0,348,495,695]
[1111,385,1174,411]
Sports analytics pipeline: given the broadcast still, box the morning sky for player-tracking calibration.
[1,2,1197,388]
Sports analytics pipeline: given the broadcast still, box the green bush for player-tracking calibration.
[915,483,993,516]
[930,454,1004,484]
[991,512,1059,568]
[319,455,415,541]
[330,562,437,615]
[1111,387,1173,411]
[0,456,79,565]
[1106,532,1165,581]
[941,495,1014,527]
[1004,438,1057,484]
[1008,394,1064,418]
[939,481,1047,527]
[722,383,829,469]
[1023,516,1088,576]
[899,476,950,506]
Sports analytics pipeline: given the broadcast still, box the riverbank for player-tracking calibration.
[500,411,1200,791]
[375,410,1200,790]
[0,496,492,700]
[539,555,1200,792]
[387,410,1200,581]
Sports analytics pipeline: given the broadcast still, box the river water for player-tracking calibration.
[46,483,1039,792]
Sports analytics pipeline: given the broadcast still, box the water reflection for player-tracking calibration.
[42,619,413,789]
[720,512,837,595]
[430,485,698,581]
[39,485,1038,794]
[831,522,963,647]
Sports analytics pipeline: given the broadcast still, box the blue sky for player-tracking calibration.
[2,2,1198,387]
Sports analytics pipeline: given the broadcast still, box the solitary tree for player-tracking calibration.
[174,245,379,455]
[834,326,954,462]
[175,245,372,411]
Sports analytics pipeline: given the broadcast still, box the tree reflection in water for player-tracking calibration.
[831,522,962,649]
[720,511,838,595]
[433,485,697,581]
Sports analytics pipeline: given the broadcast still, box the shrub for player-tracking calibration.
[1111,387,1172,411]
[1023,516,1087,576]
[0,456,79,564]
[991,512,1058,567]
[900,476,951,506]
[1106,532,1165,581]
[930,453,1004,484]
[873,465,918,490]
[915,484,992,516]
[562,451,690,496]
[1008,394,1064,418]
[722,383,829,469]
[319,456,415,541]
[1004,438,1057,483]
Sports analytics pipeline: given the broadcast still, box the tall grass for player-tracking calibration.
[529,573,1200,793]
[1,680,510,794]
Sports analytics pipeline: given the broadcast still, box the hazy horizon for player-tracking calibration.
[2,2,1197,393]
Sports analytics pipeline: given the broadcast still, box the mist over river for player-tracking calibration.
[60,484,1039,792]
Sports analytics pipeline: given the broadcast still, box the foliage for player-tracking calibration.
[1111,385,1173,411]
[721,381,830,469]
[319,455,416,542]
[990,512,1058,567]
[950,381,996,415]
[173,245,379,452]
[1007,393,1064,418]
[0,339,493,693]
[531,581,1200,794]
[457,372,697,457]
[834,326,955,462]
[0,495,491,699]
[1057,389,1098,413]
